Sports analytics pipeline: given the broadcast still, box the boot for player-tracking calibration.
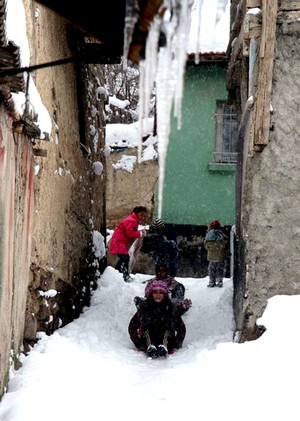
[147,345,158,358]
[216,278,223,287]
[123,273,134,282]
[207,281,215,287]
[157,344,168,358]
[122,265,134,282]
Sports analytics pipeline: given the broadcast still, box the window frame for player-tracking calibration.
[214,100,238,164]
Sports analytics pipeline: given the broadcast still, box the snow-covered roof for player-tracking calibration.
[188,0,230,54]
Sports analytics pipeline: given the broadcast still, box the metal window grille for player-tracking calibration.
[214,100,238,163]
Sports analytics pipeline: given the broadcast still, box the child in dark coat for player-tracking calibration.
[204,219,228,288]
[128,280,186,358]
[134,263,192,315]
[140,219,178,276]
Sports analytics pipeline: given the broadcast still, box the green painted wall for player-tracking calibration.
[160,65,236,226]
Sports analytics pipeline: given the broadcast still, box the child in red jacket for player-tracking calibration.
[109,206,147,282]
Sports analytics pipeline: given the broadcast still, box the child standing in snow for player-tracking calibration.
[204,219,228,288]
[128,280,186,358]
[109,206,147,282]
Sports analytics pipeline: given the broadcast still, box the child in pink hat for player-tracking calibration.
[128,280,186,358]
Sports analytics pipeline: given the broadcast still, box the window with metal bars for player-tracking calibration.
[214,100,238,163]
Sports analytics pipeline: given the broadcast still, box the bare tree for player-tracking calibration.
[104,61,155,124]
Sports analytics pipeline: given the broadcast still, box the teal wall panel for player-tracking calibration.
[159,65,236,226]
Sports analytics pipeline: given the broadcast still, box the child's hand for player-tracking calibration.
[182,298,192,309]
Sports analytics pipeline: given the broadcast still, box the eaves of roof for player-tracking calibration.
[187,52,229,67]
[35,0,127,58]
[0,0,25,93]
[35,0,164,64]
[0,42,25,92]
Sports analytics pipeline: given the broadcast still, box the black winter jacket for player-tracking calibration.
[128,296,186,352]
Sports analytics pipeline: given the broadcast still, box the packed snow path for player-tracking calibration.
[0,266,234,421]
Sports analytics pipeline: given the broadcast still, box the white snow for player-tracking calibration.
[0,267,300,421]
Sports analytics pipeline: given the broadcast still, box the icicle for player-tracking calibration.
[157,0,194,217]
[137,61,145,163]
[172,0,194,130]
[137,15,161,163]
[123,0,140,69]
[135,0,195,217]
[194,0,204,64]
[156,45,173,218]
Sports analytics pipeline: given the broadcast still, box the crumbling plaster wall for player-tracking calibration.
[20,3,106,347]
[106,150,158,228]
[240,18,300,333]
[0,114,34,398]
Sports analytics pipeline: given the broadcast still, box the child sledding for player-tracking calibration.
[133,262,192,316]
[128,280,186,358]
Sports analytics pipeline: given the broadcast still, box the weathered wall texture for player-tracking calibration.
[228,1,300,340]
[25,2,107,337]
[0,111,34,397]
[0,0,107,396]
[106,149,158,228]
[242,19,300,328]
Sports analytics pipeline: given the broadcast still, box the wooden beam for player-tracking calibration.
[247,0,262,8]
[279,1,300,11]
[253,0,277,146]
[33,148,48,157]
[277,10,300,22]
[244,8,262,41]
[227,30,244,90]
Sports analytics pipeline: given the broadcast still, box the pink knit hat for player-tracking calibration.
[148,280,168,295]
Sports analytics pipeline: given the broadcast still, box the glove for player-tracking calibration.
[182,298,192,310]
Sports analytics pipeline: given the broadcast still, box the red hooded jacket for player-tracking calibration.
[109,212,142,255]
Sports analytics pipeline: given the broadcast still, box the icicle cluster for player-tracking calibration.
[123,0,140,69]
[193,0,204,64]
[138,0,194,218]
